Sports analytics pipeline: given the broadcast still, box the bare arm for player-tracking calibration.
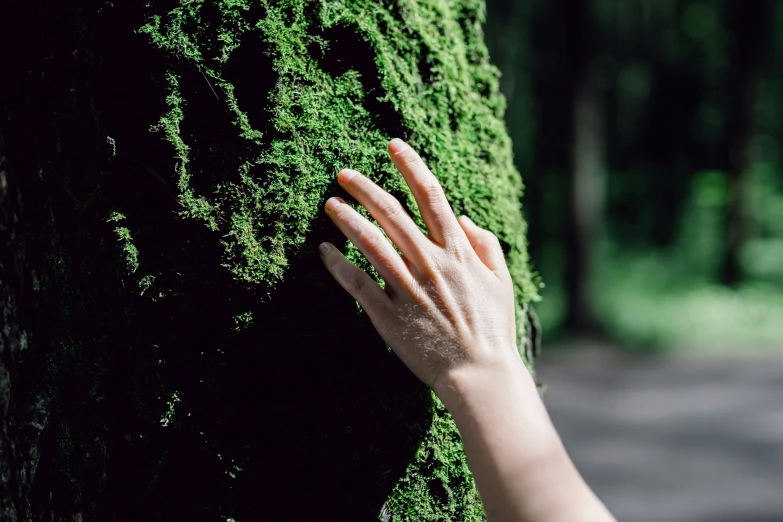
[318,139,615,522]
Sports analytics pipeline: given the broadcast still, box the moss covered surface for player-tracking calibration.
[139,0,536,302]
[4,0,536,519]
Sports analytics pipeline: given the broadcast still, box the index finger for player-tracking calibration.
[387,139,462,246]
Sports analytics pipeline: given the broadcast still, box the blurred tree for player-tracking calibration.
[718,0,773,284]
[485,0,535,180]
[564,0,606,333]
[606,0,707,248]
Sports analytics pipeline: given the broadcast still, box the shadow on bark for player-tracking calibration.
[3,1,431,520]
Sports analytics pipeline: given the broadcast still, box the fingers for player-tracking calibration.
[319,242,393,315]
[324,196,414,293]
[336,169,429,264]
[458,216,512,284]
[387,139,462,246]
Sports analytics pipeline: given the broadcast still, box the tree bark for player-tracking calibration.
[0,125,24,522]
[0,121,52,522]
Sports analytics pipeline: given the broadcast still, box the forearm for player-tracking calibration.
[436,355,615,522]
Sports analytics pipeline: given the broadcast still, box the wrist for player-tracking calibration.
[434,352,537,414]
[435,354,557,445]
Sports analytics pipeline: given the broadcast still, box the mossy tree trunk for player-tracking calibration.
[1,1,537,520]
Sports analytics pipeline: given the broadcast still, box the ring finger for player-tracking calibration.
[325,196,414,294]
[336,169,430,266]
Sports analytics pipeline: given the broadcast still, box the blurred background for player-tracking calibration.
[486,0,783,348]
[484,1,783,520]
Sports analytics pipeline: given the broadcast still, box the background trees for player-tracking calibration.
[1,0,536,520]
[488,0,783,346]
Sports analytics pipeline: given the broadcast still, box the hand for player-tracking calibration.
[319,138,523,393]
[319,139,616,522]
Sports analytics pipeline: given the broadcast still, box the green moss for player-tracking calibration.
[109,211,140,273]
[232,310,254,330]
[139,0,536,297]
[136,0,536,519]
[382,396,485,520]
[160,390,182,427]
[108,211,160,296]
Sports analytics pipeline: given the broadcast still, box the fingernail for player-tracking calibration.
[337,169,358,184]
[461,215,475,226]
[325,197,344,212]
[389,138,408,153]
[319,242,331,255]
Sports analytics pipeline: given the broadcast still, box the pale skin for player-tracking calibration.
[319,138,616,522]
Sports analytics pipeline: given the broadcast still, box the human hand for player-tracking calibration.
[320,140,615,522]
[319,138,523,394]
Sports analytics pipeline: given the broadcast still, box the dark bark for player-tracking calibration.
[0,121,51,522]
[564,0,605,333]
[719,0,773,285]
[0,128,24,522]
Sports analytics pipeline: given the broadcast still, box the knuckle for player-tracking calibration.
[419,179,444,200]
[399,149,422,167]
[377,196,403,220]
[473,227,498,246]
[423,250,450,274]
[325,252,342,270]
[449,240,474,262]
[345,271,367,295]
[356,228,384,251]
[484,230,501,245]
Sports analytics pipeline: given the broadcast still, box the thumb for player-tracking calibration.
[457,216,512,283]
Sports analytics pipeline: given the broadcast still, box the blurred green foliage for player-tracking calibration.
[487,0,783,351]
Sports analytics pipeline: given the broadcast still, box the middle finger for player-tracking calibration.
[337,168,430,265]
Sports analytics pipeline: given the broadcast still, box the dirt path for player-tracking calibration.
[537,348,783,522]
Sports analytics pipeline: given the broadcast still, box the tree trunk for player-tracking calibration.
[484,0,535,176]
[564,0,606,333]
[1,0,538,519]
[719,0,771,285]
[0,115,53,522]
[0,123,25,522]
